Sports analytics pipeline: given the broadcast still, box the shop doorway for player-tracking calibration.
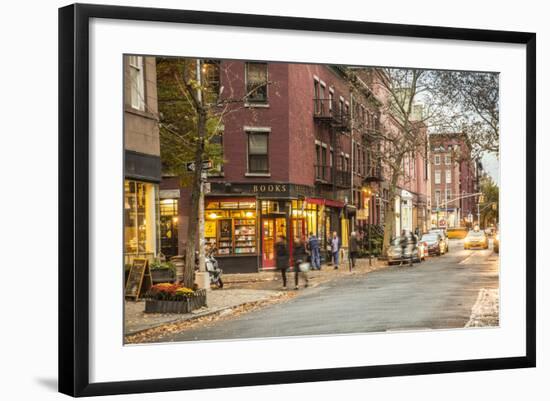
[261,216,287,269]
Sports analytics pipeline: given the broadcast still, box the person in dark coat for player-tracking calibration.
[308,232,321,270]
[292,236,309,289]
[275,235,290,289]
[349,231,359,270]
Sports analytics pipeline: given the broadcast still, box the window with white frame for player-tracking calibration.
[129,56,145,111]
[435,170,441,184]
[435,190,441,207]
[446,170,452,184]
[247,130,269,173]
[245,62,268,104]
[434,154,440,165]
[445,154,452,165]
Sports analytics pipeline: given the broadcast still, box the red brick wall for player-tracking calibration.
[218,61,290,182]
[287,64,353,186]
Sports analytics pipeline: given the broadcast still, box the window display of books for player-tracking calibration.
[234,220,256,254]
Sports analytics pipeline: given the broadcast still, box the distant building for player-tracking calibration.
[123,56,161,265]
[429,133,479,228]
[355,70,431,236]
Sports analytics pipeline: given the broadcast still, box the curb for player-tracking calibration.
[125,294,283,338]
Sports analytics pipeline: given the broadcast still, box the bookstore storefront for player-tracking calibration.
[204,196,259,273]
[205,186,345,272]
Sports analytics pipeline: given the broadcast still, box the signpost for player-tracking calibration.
[186,160,212,172]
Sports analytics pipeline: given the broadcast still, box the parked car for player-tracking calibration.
[493,231,499,253]
[387,234,422,265]
[420,232,446,256]
[429,228,449,252]
[464,230,489,250]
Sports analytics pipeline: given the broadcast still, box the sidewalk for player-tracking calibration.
[124,256,386,340]
[124,288,284,336]
[223,256,386,290]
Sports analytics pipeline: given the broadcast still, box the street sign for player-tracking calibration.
[186,160,212,172]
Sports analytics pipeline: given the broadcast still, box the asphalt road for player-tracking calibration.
[159,238,499,343]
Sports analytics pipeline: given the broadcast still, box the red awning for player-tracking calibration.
[304,197,325,205]
[325,199,345,208]
[304,197,345,208]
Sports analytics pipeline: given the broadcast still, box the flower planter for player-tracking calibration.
[144,289,207,314]
[151,268,176,284]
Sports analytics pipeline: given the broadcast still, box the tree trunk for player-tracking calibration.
[382,198,394,257]
[382,168,402,256]
[182,108,207,289]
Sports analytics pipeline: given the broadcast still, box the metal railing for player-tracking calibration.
[314,165,351,187]
[313,98,350,130]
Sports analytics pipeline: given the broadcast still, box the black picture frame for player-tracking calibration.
[59,3,536,397]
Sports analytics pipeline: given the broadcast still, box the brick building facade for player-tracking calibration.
[429,133,480,228]
[159,61,432,272]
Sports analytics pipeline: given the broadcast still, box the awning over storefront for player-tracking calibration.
[304,197,345,208]
[303,197,325,205]
[324,199,345,208]
[401,189,413,200]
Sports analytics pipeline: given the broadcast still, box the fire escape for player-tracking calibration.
[313,98,351,196]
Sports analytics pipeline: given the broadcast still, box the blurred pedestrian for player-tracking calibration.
[293,236,309,289]
[275,235,290,289]
[308,231,321,270]
[349,231,359,271]
[331,231,340,270]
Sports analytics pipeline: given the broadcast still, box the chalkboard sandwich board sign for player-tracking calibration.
[125,258,152,301]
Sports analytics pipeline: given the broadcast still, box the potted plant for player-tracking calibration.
[144,283,207,314]
[150,260,177,284]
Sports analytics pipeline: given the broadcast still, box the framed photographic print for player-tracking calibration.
[58,3,536,397]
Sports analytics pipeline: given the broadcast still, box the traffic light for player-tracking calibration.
[479,194,485,203]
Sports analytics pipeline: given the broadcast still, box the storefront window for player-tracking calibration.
[159,198,178,258]
[290,200,318,238]
[205,198,257,256]
[124,180,159,262]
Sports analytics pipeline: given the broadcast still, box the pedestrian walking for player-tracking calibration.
[308,231,321,270]
[409,231,417,266]
[331,231,340,270]
[293,236,309,289]
[275,235,290,289]
[349,231,359,271]
[399,230,408,267]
